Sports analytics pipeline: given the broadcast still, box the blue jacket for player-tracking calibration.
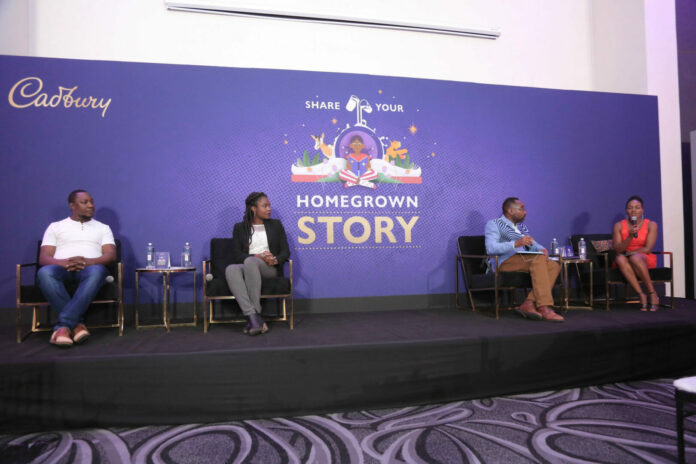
[484,215,543,268]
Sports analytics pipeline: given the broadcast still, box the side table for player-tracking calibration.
[560,257,593,310]
[135,267,197,331]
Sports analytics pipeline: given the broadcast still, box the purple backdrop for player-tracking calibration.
[0,55,662,308]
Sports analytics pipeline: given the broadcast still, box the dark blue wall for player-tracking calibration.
[0,55,662,308]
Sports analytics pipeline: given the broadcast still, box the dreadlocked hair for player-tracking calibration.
[243,192,268,246]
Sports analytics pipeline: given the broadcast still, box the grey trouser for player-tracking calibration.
[225,256,277,316]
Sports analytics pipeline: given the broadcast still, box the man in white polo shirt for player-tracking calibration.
[37,190,116,347]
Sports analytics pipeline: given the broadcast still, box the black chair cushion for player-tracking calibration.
[571,234,673,284]
[20,281,120,304]
[206,277,291,298]
[458,235,559,289]
[210,238,286,279]
[603,267,673,283]
[95,282,120,300]
[468,271,533,290]
[30,239,121,280]
[19,285,46,303]
[22,238,122,304]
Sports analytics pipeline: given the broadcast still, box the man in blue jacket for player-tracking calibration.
[484,197,563,322]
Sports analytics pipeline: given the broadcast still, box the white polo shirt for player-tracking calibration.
[41,217,115,259]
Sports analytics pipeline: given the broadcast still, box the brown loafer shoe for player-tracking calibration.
[538,306,564,322]
[50,327,73,347]
[515,299,542,321]
[72,323,91,344]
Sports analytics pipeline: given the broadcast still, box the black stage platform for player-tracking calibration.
[2,300,696,432]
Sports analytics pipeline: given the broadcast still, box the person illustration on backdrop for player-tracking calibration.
[484,197,564,322]
[612,195,660,311]
[37,190,116,347]
[339,135,378,188]
[225,192,290,336]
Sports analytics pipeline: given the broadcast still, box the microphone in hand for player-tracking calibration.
[630,216,638,238]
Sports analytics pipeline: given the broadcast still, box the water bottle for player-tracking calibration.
[578,237,587,260]
[146,242,155,269]
[550,238,559,256]
[182,242,192,267]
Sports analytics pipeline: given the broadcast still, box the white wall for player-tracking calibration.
[0,0,31,55]
[0,0,685,296]
[692,129,696,293]
[643,0,684,297]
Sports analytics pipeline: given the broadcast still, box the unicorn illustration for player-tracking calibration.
[310,133,334,158]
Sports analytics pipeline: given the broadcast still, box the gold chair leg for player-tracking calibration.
[455,258,461,308]
[118,301,124,336]
[467,290,476,312]
[494,289,500,320]
[16,306,21,344]
[289,296,294,330]
[670,280,674,309]
[204,299,211,333]
[32,306,39,332]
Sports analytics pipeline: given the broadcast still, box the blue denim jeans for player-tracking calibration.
[37,264,108,330]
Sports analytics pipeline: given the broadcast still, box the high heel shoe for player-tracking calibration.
[639,292,648,312]
[648,291,659,312]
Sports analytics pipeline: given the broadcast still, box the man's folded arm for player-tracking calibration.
[86,244,117,266]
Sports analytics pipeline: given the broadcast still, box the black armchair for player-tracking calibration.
[15,239,124,343]
[456,235,536,319]
[202,238,293,333]
[569,234,673,310]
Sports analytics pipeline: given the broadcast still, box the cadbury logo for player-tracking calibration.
[8,76,112,118]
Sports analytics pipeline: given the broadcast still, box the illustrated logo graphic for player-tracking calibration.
[291,95,422,187]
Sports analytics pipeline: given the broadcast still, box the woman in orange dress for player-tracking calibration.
[612,195,659,311]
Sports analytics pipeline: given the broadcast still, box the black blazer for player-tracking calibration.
[231,218,290,270]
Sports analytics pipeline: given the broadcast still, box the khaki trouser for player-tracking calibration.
[499,254,560,307]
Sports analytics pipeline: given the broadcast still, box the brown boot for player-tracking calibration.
[50,327,73,347]
[538,306,564,322]
[516,299,542,320]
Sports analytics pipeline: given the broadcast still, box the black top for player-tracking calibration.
[231,218,290,269]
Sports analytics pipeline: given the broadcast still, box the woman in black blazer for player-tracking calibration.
[225,192,290,335]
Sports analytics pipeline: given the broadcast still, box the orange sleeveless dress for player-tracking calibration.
[617,219,657,269]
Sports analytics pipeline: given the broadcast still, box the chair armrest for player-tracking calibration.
[17,262,39,300]
[18,262,38,269]
[16,262,39,284]
[652,251,672,267]
[457,254,492,260]
[202,260,213,281]
[456,254,497,278]
[201,259,292,283]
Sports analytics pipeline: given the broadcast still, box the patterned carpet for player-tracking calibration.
[1,378,693,463]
